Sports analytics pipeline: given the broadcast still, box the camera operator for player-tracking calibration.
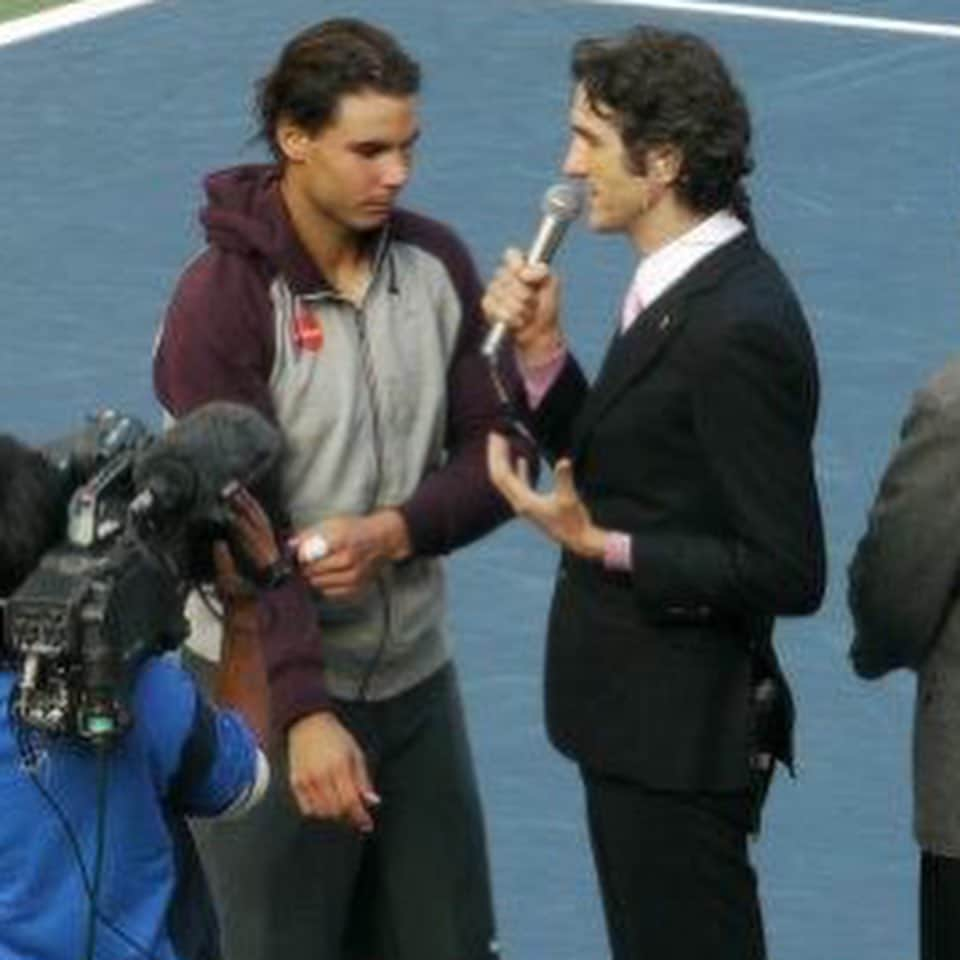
[0,432,276,960]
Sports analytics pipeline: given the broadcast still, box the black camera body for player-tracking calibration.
[4,403,281,746]
[6,536,184,742]
[4,411,185,743]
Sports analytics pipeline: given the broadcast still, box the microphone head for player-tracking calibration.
[541,182,584,222]
[132,402,284,583]
[136,402,282,495]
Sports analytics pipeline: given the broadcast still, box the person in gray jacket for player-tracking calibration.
[849,356,960,960]
[153,18,532,960]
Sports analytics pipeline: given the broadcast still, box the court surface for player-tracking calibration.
[2,1,959,956]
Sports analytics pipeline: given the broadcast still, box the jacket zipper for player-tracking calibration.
[353,303,392,700]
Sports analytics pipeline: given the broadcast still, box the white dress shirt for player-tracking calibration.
[620,209,746,331]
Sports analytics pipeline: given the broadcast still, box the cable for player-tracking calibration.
[355,574,391,702]
[127,521,185,587]
[486,356,538,451]
[83,746,109,960]
[7,694,158,960]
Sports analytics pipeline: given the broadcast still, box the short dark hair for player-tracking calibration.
[256,18,421,160]
[0,435,66,598]
[572,26,753,217]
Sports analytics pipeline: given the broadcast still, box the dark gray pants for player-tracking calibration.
[188,656,500,960]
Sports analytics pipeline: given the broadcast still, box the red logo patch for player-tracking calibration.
[293,305,324,353]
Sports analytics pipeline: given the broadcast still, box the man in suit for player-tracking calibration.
[848,359,960,960]
[484,25,825,959]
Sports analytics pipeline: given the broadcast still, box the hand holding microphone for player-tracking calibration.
[481,181,583,362]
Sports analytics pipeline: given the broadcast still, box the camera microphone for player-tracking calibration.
[130,402,282,581]
[481,181,583,361]
[133,403,280,521]
[6,402,281,743]
[129,455,197,523]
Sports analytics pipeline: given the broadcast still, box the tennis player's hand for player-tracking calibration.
[294,510,409,601]
[287,711,381,832]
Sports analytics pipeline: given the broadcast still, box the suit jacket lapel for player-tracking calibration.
[573,230,758,453]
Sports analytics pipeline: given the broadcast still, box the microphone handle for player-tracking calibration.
[482,214,567,361]
[526,213,566,266]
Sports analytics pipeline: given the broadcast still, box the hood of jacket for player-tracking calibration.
[199,164,329,295]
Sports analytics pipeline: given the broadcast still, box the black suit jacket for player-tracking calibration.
[532,230,825,791]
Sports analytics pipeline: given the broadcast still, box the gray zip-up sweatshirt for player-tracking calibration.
[154,165,530,729]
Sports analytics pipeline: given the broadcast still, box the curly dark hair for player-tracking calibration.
[572,26,754,219]
[0,435,66,599]
[255,18,421,160]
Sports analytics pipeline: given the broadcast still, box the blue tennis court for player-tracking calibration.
[2,1,959,956]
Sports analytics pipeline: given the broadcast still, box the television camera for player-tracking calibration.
[2,403,281,746]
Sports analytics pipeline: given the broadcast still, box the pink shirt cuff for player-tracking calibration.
[517,344,568,410]
[603,531,633,572]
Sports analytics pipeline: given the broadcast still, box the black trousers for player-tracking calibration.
[581,768,766,960]
[921,851,960,960]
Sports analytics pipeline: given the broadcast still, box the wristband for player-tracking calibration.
[256,556,293,590]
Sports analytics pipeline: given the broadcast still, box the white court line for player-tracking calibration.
[580,0,960,40]
[0,0,158,49]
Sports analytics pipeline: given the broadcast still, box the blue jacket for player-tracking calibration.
[0,657,259,960]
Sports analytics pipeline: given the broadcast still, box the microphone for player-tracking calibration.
[481,181,583,360]
[133,402,281,521]
[130,402,283,579]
